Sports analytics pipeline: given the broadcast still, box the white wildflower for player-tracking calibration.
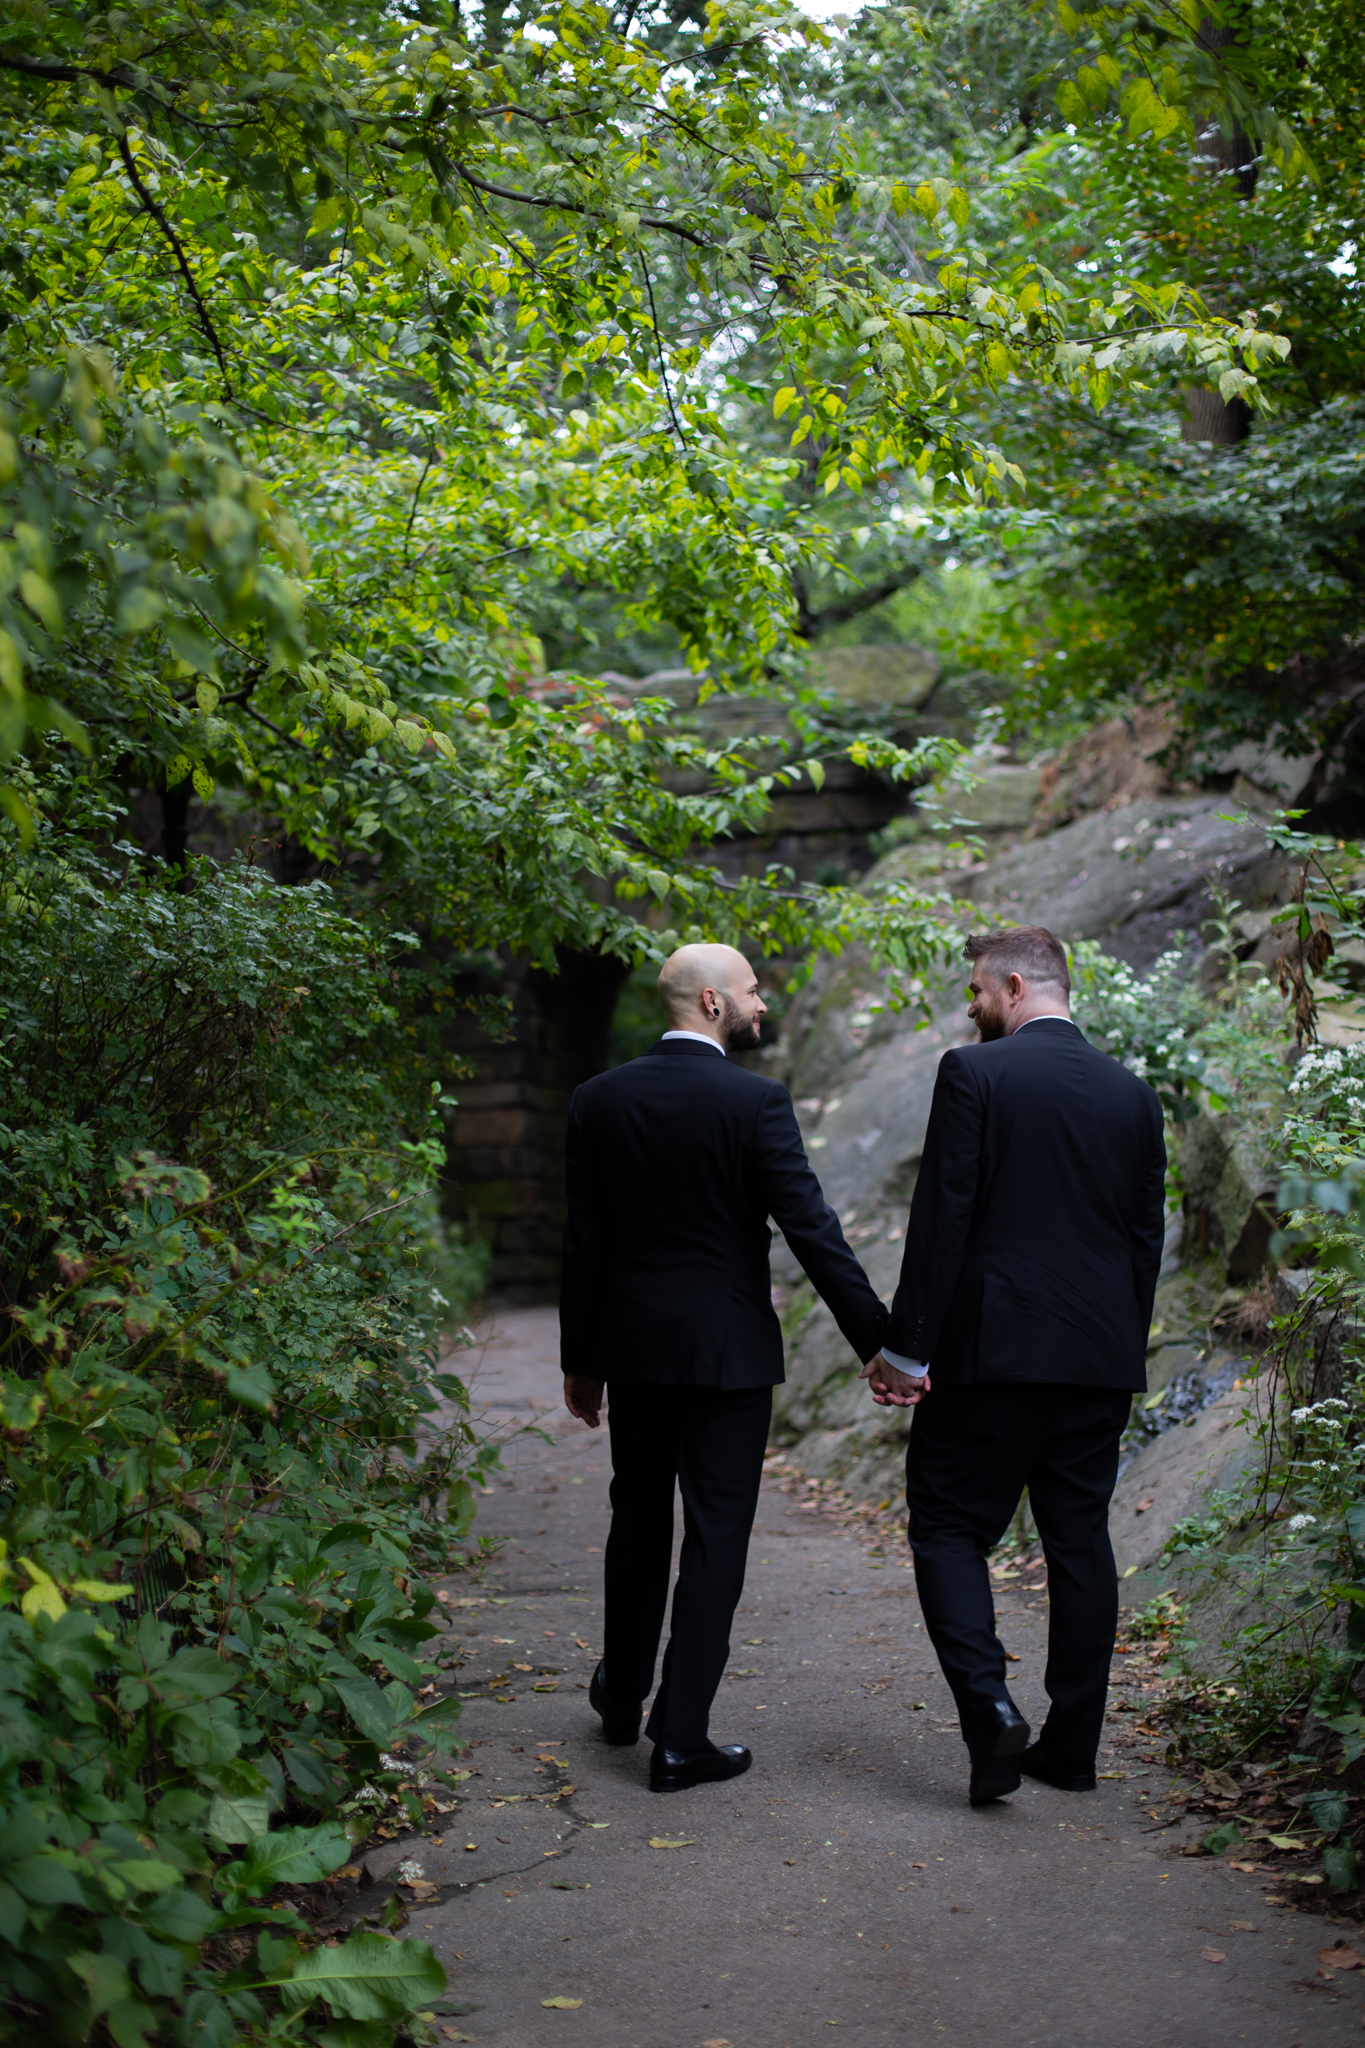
[1287,1513,1317,1532]
[395,1858,426,1884]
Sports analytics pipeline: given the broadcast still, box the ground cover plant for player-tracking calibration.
[0,790,498,2044]
[1059,821,1365,1904]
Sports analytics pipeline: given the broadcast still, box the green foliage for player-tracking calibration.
[0,806,492,2043]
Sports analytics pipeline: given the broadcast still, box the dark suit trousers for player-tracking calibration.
[906,1384,1131,1764]
[602,1382,771,1752]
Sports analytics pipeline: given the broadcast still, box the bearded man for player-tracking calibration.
[560,942,888,1792]
[862,926,1166,1806]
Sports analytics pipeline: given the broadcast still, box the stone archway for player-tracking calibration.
[442,946,631,1301]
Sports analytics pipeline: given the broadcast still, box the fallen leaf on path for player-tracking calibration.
[1228,1862,1259,1874]
[1298,1873,1325,1884]
[1318,1947,1365,1971]
[1229,1921,1256,1931]
[1267,1834,1309,1851]
[441,2031,474,2042]
[405,1880,440,1900]
[703,2039,733,2046]
[574,1638,590,1649]
[1134,1498,1154,1514]
[1201,1948,1226,1963]
[542,1997,583,2009]
[649,1836,696,1850]
[1004,1652,1021,1663]
[463,1842,478,1852]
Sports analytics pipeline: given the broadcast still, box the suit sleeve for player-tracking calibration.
[558,1089,601,1378]
[755,1086,889,1364]
[884,1050,984,1361]
[1128,1092,1167,1336]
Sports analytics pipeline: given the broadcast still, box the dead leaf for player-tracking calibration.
[574,1637,590,1649]
[542,1996,583,2009]
[1229,1921,1256,1931]
[1135,1498,1154,1514]
[1201,1947,1226,1963]
[405,1880,440,1901]
[703,2040,733,2047]
[1298,1873,1325,1885]
[441,2031,474,2042]
[1318,1946,1365,1971]
[1267,1834,1309,1851]
[649,1836,696,1850]
[1229,1861,1259,1874]
[1004,1652,1021,1663]
[1201,1769,1239,1799]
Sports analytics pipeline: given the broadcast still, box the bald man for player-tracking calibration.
[560,943,888,1792]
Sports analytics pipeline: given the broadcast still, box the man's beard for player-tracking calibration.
[974,994,1009,1042]
[721,994,762,1053]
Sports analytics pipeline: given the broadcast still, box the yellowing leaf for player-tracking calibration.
[648,1836,695,1850]
[772,386,798,418]
[541,1996,583,2008]
[19,1560,66,1622]
[69,1579,134,1603]
[19,570,62,635]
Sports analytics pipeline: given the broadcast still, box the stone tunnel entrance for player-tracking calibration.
[441,753,913,1300]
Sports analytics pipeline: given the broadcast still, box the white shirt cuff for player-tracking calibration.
[880,1347,928,1378]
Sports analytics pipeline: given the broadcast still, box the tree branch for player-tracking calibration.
[796,563,926,640]
[116,132,234,397]
[452,161,713,254]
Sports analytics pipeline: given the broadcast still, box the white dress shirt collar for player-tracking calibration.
[660,1029,725,1056]
[1013,1014,1076,1032]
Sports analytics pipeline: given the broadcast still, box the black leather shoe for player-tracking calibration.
[649,1741,752,1793]
[965,1699,1031,1807]
[589,1661,640,1746]
[1019,1743,1096,1792]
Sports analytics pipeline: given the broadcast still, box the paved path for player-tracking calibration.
[388,1308,1360,2047]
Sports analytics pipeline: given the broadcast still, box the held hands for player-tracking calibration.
[564,1375,605,1427]
[860,1352,930,1408]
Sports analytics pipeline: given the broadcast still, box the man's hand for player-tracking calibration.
[564,1375,605,1427]
[859,1352,930,1408]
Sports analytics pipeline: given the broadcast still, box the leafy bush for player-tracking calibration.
[0,810,491,2043]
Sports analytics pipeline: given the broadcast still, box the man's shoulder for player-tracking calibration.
[574,1048,783,1101]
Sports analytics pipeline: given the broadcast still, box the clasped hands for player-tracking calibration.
[563,1355,926,1428]
[860,1352,930,1408]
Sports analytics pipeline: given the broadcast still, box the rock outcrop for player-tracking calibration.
[768,761,1298,1518]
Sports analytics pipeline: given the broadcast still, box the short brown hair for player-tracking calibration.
[964,925,1070,994]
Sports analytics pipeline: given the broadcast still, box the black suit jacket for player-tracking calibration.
[885,1019,1166,1390]
[560,1038,888,1388]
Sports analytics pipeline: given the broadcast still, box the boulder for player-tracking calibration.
[945,764,1043,832]
[1176,1106,1281,1282]
[805,643,941,719]
[962,794,1286,970]
[1109,1384,1259,1579]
